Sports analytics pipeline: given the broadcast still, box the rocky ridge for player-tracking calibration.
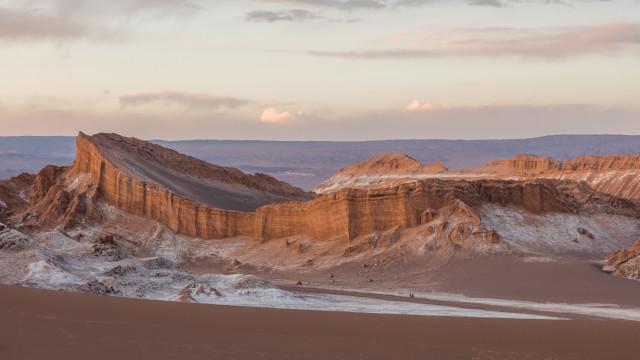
[2,133,639,291]
[315,153,640,200]
[19,133,640,248]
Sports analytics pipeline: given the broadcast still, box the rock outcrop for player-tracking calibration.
[483,154,562,173]
[604,239,640,280]
[22,133,314,237]
[484,153,640,173]
[20,133,640,246]
[315,153,448,193]
[338,154,447,174]
[0,173,35,223]
[316,152,640,200]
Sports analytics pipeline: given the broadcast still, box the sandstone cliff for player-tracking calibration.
[483,154,562,173]
[484,153,640,199]
[77,133,314,211]
[484,153,640,173]
[24,132,313,238]
[15,133,638,260]
[21,132,640,247]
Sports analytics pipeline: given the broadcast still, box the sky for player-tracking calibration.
[0,0,639,140]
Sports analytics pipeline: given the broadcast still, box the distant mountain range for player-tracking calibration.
[2,134,640,190]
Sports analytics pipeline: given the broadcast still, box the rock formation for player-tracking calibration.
[604,239,640,280]
[315,152,640,200]
[0,173,35,223]
[315,154,448,193]
[2,131,640,304]
[22,133,314,237]
[16,133,640,251]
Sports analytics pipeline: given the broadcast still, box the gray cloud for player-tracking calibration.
[246,9,322,22]
[254,0,386,10]
[119,91,251,110]
[302,23,640,59]
[254,0,622,10]
[0,0,200,43]
[468,0,507,7]
[0,8,96,42]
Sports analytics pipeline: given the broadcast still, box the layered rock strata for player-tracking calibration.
[22,133,640,245]
[315,153,640,200]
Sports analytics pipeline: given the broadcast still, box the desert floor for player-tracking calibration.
[3,284,640,360]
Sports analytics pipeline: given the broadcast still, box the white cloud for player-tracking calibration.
[404,100,453,111]
[260,107,300,122]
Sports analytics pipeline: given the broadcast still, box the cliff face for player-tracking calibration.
[485,154,561,172]
[316,152,640,201]
[20,133,640,248]
[485,153,640,173]
[505,154,640,200]
[79,133,314,212]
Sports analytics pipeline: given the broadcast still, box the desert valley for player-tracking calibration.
[1,133,640,345]
[4,0,640,357]
[2,133,640,358]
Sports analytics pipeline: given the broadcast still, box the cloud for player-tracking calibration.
[0,8,113,42]
[302,23,640,59]
[2,100,639,141]
[468,0,507,7]
[246,9,322,22]
[253,0,621,10]
[253,0,386,10]
[119,91,250,110]
[0,0,200,44]
[404,100,453,110]
[404,100,491,111]
[260,107,300,122]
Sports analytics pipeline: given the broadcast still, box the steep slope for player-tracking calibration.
[20,132,317,237]
[79,132,314,211]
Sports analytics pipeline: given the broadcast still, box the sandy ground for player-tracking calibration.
[195,253,640,309]
[3,284,640,360]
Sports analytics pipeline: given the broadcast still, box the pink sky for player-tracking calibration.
[1,0,639,139]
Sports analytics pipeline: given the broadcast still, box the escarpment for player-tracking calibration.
[20,133,640,247]
[485,153,640,173]
[316,152,640,200]
[485,153,640,199]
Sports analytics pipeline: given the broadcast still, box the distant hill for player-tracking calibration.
[0,136,76,180]
[2,134,640,190]
[153,135,640,190]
